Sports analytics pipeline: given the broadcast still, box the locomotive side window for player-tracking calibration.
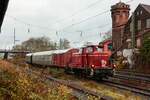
[97,47,103,53]
[86,47,93,53]
[79,48,82,54]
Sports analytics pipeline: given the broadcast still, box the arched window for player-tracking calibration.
[137,20,141,30]
[136,38,141,48]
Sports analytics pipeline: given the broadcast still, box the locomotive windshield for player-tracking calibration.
[79,48,82,54]
[96,47,103,53]
[86,47,93,53]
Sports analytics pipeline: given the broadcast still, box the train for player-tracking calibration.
[26,40,114,79]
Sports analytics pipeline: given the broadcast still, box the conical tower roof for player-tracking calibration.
[111,1,130,11]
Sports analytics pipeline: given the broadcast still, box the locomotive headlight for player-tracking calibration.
[114,64,117,68]
[101,60,107,67]
[91,65,95,68]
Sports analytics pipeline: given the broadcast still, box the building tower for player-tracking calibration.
[111,2,130,51]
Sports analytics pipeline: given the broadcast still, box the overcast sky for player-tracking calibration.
[0,0,150,49]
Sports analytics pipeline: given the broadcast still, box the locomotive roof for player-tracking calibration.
[27,49,71,56]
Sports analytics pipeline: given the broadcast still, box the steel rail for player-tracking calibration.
[46,75,113,100]
[103,78,150,97]
[114,73,150,82]
[115,70,150,78]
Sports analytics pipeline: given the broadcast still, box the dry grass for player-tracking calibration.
[0,60,76,100]
[46,67,148,100]
[79,80,148,100]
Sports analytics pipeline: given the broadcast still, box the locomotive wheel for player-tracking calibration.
[65,67,73,74]
[73,69,82,77]
[95,76,102,81]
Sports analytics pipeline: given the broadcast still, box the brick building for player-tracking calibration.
[111,2,150,51]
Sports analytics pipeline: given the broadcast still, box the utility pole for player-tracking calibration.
[14,28,16,46]
[80,31,83,37]
[78,31,83,45]
[76,30,83,37]
[13,28,20,46]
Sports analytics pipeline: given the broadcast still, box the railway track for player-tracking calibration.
[27,65,150,98]
[115,70,150,78]
[46,75,114,100]
[114,73,150,82]
[27,68,113,100]
[103,78,150,96]
[103,70,150,97]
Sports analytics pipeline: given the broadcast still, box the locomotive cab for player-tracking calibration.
[80,45,114,78]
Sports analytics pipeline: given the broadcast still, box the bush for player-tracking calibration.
[140,37,150,64]
[0,60,75,100]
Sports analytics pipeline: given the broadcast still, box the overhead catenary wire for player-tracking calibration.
[53,0,134,27]
[5,9,110,38]
[5,0,134,34]
[81,23,111,32]
[3,0,134,43]
[53,0,106,24]
[62,23,111,34]
[61,10,109,31]
[60,0,134,32]
[6,0,106,33]
[61,0,134,30]
[62,24,111,44]
[71,28,112,47]
[7,15,55,32]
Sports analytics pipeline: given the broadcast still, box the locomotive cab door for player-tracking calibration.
[81,48,87,68]
[82,46,95,76]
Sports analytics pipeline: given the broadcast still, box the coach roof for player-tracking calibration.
[30,49,70,56]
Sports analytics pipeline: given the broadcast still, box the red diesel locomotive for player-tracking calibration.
[26,40,114,79]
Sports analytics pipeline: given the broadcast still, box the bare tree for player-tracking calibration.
[58,38,70,49]
[13,36,57,52]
